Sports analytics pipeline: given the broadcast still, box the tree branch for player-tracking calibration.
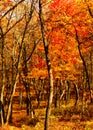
[1,0,25,19]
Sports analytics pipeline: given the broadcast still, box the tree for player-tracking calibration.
[39,0,54,130]
[0,0,37,125]
[45,0,93,106]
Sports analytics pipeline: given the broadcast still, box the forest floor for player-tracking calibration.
[0,114,93,130]
[0,89,93,130]
[0,104,93,130]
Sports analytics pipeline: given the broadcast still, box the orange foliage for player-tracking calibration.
[42,0,93,81]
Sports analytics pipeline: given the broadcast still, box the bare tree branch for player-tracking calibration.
[1,0,25,19]
[26,38,41,62]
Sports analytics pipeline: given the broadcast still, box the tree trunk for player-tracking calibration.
[74,83,79,106]
[65,80,70,104]
[0,101,5,125]
[73,25,92,103]
[24,80,35,118]
[39,1,54,130]
[5,1,34,122]
[5,74,19,125]
[25,82,31,115]
[37,90,41,108]
[54,79,59,108]
[19,89,23,109]
[0,26,5,125]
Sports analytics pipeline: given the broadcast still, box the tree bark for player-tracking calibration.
[74,26,90,91]
[39,1,54,130]
[73,24,92,104]
[0,26,5,125]
[65,80,70,104]
[74,83,79,106]
[5,1,34,124]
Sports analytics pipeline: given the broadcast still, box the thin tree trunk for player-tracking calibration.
[5,74,19,125]
[24,81,33,116]
[86,2,93,18]
[90,51,92,86]
[0,26,5,125]
[74,83,79,106]
[39,1,53,130]
[5,1,34,124]
[74,25,90,91]
[54,79,58,108]
[19,89,23,109]
[78,44,90,90]
[65,80,70,104]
